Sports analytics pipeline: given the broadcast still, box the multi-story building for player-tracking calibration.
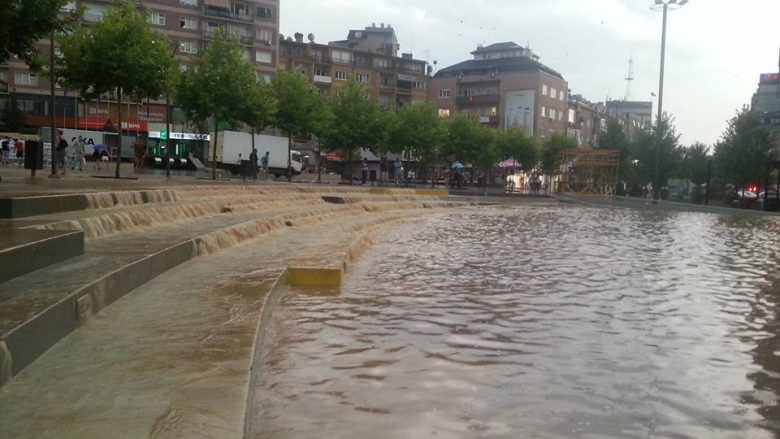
[751,73,780,127]
[0,0,280,136]
[429,42,568,139]
[566,94,610,148]
[278,31,428,108]
[605,100,652,132]
[329,23,400,57]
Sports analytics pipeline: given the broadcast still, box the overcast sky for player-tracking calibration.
[280,0,779,147]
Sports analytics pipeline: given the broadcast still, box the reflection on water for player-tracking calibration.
[254,205,780,438]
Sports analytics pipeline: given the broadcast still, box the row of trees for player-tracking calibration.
[601,107,778,203]
[47,2,578,181]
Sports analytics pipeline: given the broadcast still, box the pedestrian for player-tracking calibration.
[14,138,24,167]
[1,138,10,165]
[394,158,403,186]
[261,151,269,176]
[361,157,368,185]
[249,148,259,180]
[133,136,146,174]
[56,131,68,174]
[71,136,86,171]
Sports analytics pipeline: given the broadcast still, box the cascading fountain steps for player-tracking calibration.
[0,184,465,390]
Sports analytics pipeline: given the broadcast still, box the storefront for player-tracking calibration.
[147,131,209,162]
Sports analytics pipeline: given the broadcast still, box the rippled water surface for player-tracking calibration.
[254,205,780,438]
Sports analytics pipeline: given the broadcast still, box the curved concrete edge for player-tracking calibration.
[0,230,84,284]
[243,270,289,438]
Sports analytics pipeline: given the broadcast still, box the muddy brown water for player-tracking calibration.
[252,205,780,438]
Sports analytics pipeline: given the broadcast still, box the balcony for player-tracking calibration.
[456,94,501,107]
[313,75,332,84]
[203,8,253,22]
[204,30,252,44]
[479,115,500,125]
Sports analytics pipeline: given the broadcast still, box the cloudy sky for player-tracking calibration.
[280,0,780,146]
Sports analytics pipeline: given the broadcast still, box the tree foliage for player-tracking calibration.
[498,128,537,170]
[713,107,775,188]
[59,1,177,177]
[540,133,576,175]
[176,30,257,178]
[270,70,328,179]
[441,113,483,163]
[389,102,443,178]
[0,0,78,70]
[682,142,710,185]
[321,80,383,180]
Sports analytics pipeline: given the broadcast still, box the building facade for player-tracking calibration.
[605,100,652,132]
[751,73,780,127]
[0,0,280,133]
[566,95,609,148]
[329,24,400,57]
[429,42,568,139]
[279,32,428,108]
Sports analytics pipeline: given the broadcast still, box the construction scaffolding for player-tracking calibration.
[556,149,620,196]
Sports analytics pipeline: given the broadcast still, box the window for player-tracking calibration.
[147,12,166,26]
[335,71,348,81]
[0,71,7,91]
[568,109,575,124]
[257,7,273,18]
[558,111,563,121]
[332,50,352,64]
[255,51,272,63]
[541,106,546,117]
[256,29,273,44]
[438,109,451,118]
[179,0,197,5]
[414,81,426,90]
[355,73,370,83]
[559,90,564,101]
[241,50,250,61]
[542,84,548,96]
[14,72,38,86]
[180,42,199,54]
[490,107,497,116]
[314,68,329,77]
[373,58,389,68]
[232,3,250,16]
[181,17,198,30]
[355,31,363,38]
[438,89,450,98]
[61,1,76,12]
[550,88,556,99]
[550,109,556,119]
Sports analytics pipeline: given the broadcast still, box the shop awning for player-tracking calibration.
[322,152,342,162]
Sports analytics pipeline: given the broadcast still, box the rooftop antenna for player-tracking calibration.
[624,52,635,101]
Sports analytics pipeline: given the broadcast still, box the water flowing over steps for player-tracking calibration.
[0,185,464,389]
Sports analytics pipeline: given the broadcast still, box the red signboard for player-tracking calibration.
[77,118,148,132]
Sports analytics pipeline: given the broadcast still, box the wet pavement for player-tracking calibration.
[254,205,780,439]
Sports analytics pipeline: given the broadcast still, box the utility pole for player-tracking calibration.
[48,30,58,178]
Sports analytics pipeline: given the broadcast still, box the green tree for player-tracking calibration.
[498,128,537,170]
[714,107,775,192]
[2,92,26,132]
[441,113,482,163]
[682,142,710,203]
[473,126,500,187]
[59,1,177,177]
[626,117,683,194]
[242,80,276,165]
[540,133,576,176]
[390,102,443,183]
[176,30,256,179]
[321,80,382,182]
[271,70,327,181]
[0,0,80,70]
[601,120,633,185]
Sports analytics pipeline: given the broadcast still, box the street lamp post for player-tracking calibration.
[48,30,58,178]
[651,0,688,200]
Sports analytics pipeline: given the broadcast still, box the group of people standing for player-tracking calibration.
[54,131,111,174]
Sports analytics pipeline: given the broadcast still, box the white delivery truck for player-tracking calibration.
[214,130,303,178]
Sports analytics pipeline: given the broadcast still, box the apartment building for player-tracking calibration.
[0,0,279,133]
[429,42,568,139]
[566,94,610,148]
[279,31,428,108]
[752,73,780,127]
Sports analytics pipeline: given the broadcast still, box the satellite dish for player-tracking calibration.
[307,33,315,43]
[286,36,293,41]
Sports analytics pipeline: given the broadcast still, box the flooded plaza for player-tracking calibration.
[252,204,780,438]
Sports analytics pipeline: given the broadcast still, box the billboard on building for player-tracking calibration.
[503,90,535,135]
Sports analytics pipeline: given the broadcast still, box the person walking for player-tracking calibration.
[394,158,403,187]
[56,131,68,174]
[71,136,86,171]
[1,138,10,166]
[249,148,259,180]
[133,137,146,174]
[261,151,269,177]
[14,138,24,167]
[361,157,368,185]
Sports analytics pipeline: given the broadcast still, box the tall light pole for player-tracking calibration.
[48,30,58,178]
[651,0,688,200]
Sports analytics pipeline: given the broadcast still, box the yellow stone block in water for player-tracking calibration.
[286,266,343,288]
